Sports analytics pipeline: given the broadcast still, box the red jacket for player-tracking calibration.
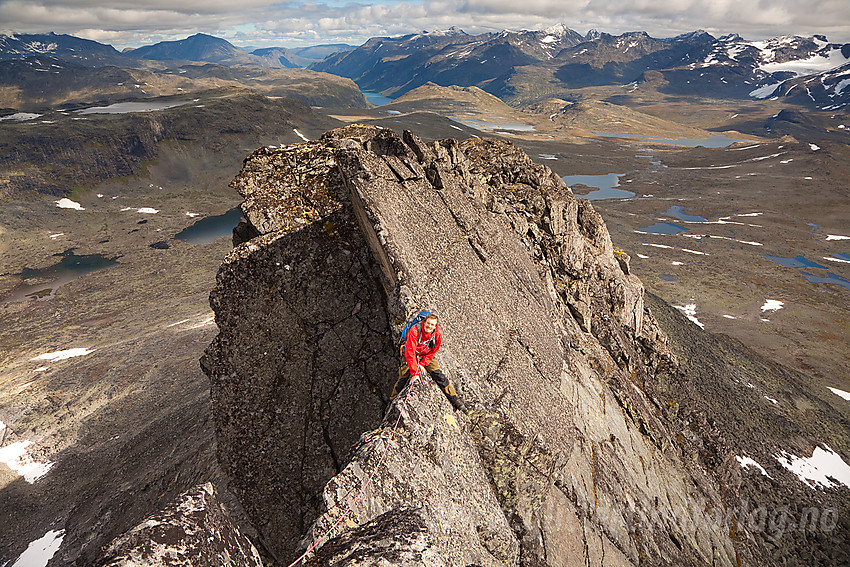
[404,322,442,376]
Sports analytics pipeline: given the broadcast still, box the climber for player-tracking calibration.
[392,312,467,413]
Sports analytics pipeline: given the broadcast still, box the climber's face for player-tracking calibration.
[423,317,437,334]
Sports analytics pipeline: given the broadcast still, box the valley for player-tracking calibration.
[0,26,848,566]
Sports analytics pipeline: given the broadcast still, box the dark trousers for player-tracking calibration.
[391,359,454,400]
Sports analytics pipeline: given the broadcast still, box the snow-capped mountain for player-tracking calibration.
[0,32,127,66]
[312,25,850,109]
[311,25,585,96]
[665,33,850,108]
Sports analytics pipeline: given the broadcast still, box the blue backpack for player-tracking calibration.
[399,310,437,355]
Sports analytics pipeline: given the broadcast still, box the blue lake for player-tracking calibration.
[640,222,688,235]
[663,205,707,223]
[834,253,850,261]
[593,132,749,148]
[764,255,828,269]
[4,250,119,302]
[175,208,243,244]
[362,91,395,106]
[561,173,635,200]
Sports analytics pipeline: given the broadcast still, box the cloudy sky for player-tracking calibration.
[1,0,848,49]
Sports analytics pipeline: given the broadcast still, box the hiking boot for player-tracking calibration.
[448,395,468,414]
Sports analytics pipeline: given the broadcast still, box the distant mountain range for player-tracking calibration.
[1,28,847,110]
[310,26,850,110]
[0,32,352,70]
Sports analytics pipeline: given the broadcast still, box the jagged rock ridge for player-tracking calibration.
[201,124,780,565]
[94,483,262,567]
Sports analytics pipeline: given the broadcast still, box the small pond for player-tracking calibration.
[362,91,396,106]
[3,250,119,302]
[175,208,243,244]
[663,205,707,223]
[593,132,750,148]
[801,271,850,289]
[449,117,536,132]
[640,222,688,235]
[76,100,190,114]
[561,173,635,200]
[659,274,678,282]
[764,255,828,269]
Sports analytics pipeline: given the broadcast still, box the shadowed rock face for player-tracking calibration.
[94,483,262,567]
[202,125,765,565]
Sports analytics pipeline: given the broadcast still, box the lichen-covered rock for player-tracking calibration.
[203,125,765,566]
[305,505,448,567]
[94,483,261,567]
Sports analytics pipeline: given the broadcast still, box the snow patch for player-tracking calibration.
[0,441,54,483]
[673,303,704,328]
[10,529,65,567]
[809,143,820,151]
[825,234,849,240]
[761,299,784,312]
[765,396,779,405]
[31,348,94,361]
[775,445,850,490]
[189,315,215,329]
[185,212,199,217]
[827,387,850,401]
[121,207,158,214]
[671,261,684,266]
[48,233,64,239]
[293,128,309,142]
[55,198,84,210]
[824,256,850,264]
[736,455,772,477]
[636,253,649,259]
[749,82,782,99]
[0,112,43,122]
[760,48,850,77]
[723,314,737,319]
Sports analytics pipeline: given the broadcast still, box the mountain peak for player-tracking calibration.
[543,23,573,36]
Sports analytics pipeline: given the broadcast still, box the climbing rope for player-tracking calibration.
[285,367,422,567]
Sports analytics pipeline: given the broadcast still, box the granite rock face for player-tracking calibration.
[94,483,262,567]
[202,125,763,565]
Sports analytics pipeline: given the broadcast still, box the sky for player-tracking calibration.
[1,0,849,50]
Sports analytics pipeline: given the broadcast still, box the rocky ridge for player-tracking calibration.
[94,483,262,567]
[200,124,780,565]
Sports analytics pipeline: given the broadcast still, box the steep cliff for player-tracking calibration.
[201,125,842,565]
